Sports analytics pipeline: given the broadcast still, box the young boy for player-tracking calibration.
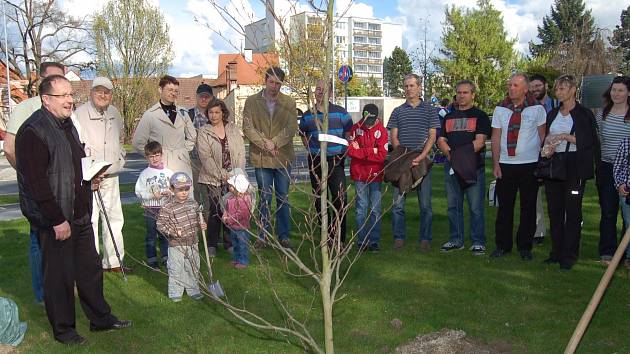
[135,141,173,269]
[347,104,388,252]
[223,171,255,269]
[157,172,206,302]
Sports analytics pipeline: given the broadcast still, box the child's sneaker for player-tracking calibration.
[170,297,182,303]
[470,245,486,256]
[190,293,204,301]
[234,262,248,269]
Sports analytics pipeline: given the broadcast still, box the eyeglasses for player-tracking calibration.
[44,93,74,99]
[164,88,180,94]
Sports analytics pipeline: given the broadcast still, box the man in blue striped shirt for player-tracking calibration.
[387,74,441,251]
[300,79,353,243]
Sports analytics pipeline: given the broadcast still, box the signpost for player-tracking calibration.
[337,65,353,110]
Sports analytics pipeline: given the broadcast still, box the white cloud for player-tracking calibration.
[335,0,374,18]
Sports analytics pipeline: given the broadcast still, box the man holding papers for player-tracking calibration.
[299,79,353,244]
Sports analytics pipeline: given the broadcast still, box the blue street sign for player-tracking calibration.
[338,65,353,83]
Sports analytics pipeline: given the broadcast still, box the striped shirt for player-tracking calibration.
[387,101,440,151]
[156,199,201,247]
[299,102,353,156]
[596,112,630,163]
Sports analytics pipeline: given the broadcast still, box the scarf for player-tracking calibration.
[500,94,539,156]
[160,101,177,124]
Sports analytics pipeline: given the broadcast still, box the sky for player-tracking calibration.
[60,0,628,78]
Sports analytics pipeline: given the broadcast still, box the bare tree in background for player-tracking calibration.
[93,0,173,140]
[0,0,92,95]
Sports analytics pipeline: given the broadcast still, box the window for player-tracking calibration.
[369,65,382,73]
[369,51,380,59]
[354,21,366,29]
[368,37,381,45]
[368,23,381,31]
[335,22,346,30]
[353,50,367,57]
[335,36,346,44]
[355,64,368,72]
[353,36,366,43]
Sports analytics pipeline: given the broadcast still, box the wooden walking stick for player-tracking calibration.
[565,227,630,354]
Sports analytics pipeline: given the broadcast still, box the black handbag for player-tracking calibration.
[534,124,575,181]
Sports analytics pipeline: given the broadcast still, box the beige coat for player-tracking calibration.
[242,90,297,169]
[197,122,246,187]
[74,100,126,175]
[132,102,197,177]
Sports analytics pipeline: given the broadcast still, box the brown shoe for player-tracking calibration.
[394,239,404,250]
[104,266,134,273]
[419,240,431,253]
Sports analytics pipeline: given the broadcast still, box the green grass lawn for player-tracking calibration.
[1,165,629,353]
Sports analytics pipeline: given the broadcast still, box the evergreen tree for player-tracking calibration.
[435,0,517,112]
[383,47,412,97]
[529,0,595,57]
[612,5,630,74]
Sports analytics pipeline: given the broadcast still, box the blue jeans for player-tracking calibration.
[355,181,382,246]
[255,167,291,241]
[392,169,433,242]
[144,212,168,264]
[29,228,44,302]
[444,162,485,247]
[231,229,250,265]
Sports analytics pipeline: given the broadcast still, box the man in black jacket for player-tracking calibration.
[15,75,131,345]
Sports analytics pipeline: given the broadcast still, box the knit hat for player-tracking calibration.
[170,172,192,189]
[227,173,250,194]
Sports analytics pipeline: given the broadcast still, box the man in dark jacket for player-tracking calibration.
[15,75,131,345]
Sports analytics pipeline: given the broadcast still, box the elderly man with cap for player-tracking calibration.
[187,83,214,209]
[74,76,131,273]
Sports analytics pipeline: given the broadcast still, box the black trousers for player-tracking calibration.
[544,154,585,265]
[205,185,232,249]
[495,162,539,252]
[596,161,627,257]
[39,213,117,342]
[308,155,347,242]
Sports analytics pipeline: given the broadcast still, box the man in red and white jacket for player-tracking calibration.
[348,104,388,252]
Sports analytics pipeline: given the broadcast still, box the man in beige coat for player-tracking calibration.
[75,77,130,273]
[242,67,297,248]
[132,76,197,189]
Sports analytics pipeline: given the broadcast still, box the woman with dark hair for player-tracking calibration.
[196,99,246,257]
[540,75,599,270]
[596,76,630,265]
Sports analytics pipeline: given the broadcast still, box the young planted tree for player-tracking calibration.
[435,0,517,112]
[93,0,173,140]
[1,0,92,95]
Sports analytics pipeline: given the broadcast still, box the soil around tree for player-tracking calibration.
[394,328,525,354]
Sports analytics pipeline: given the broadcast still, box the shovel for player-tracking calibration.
[198,208,225,298]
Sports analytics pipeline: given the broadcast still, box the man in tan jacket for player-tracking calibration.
[75,77,130,273]
[242,67,297,248]
[132,75,196,188]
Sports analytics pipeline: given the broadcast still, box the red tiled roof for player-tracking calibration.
[212,53,279,88]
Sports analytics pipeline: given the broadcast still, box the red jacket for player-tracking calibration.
[347,119,388,182]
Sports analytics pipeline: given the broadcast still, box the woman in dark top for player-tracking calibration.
[541,75,599,270]
[196,100,246,256]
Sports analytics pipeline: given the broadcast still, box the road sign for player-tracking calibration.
[338,65,353,83]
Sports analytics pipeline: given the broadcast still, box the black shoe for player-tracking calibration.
[90,319,133,332]
[543,258,559,264]
[58,334,87,345]
[560,262,573,271]
[368,244,380,253]
[519,249,533,261]
[533,237,544,245]
[490,249,510,258]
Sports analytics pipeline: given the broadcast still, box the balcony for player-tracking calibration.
[352,29,382,37]
[353,43,382,51]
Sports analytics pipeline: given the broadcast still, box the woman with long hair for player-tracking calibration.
[596,76,630,265]
[196,99,246,257]
[540,75,599,270]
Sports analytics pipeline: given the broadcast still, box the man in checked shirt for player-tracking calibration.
[613,137,630,268]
